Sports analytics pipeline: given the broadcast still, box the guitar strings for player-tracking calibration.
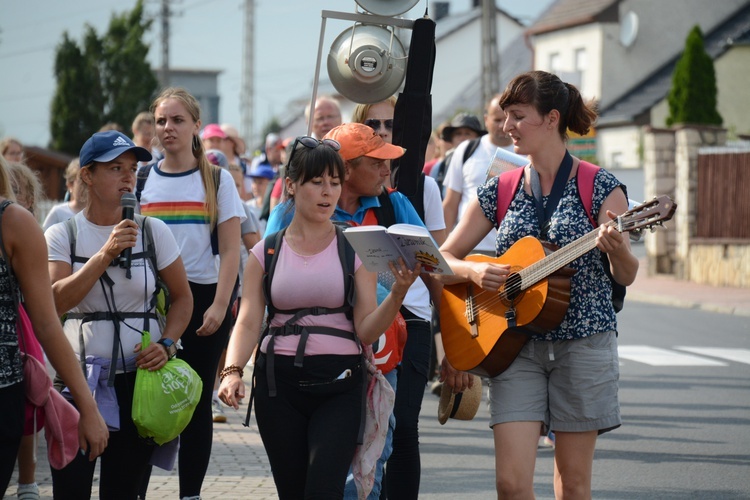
[462,218,631,319]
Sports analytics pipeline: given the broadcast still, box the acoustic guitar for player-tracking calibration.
[440,195,677,377]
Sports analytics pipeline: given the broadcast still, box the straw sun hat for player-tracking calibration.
[437,374,482,425]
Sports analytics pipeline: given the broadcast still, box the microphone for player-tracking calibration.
[120,192,137,276]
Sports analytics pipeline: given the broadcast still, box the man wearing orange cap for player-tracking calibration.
[266,123,436,498]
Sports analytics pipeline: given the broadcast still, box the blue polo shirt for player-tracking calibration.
[264,190,425,236]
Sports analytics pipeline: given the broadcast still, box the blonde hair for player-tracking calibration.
[132,111,154,132]
[351,96,397,125]
[6,161,43,215]
[0,137,23,159]
[0,156,15,201]
[65,158,81,184]
[151,87,218,230]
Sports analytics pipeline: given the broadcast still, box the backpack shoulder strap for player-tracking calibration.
[210,165,222,255]
[576,160,600,227]
[495,167,526,224]
[135,163,154,203]
[134,214,158,279]
[63,216,89,265]
[0,200,12,266]
[334,225,356,319]
[462,137,482,164]
[262,228,287,320]
[370,187,397,228]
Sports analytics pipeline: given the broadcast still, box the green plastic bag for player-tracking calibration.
[132,332,202,445]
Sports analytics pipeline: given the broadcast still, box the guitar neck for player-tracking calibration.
[519,219,618,290]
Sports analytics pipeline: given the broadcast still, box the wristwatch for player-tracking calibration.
[157,338,177,359]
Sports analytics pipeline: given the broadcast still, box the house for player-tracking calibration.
[526,0,750,168]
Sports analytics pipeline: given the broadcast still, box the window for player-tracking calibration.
[549,53,561,75]
[611,152,623,169]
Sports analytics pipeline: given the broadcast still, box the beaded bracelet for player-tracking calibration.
[219,364,244,381]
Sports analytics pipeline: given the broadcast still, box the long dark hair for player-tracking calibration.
[499,70,597,139]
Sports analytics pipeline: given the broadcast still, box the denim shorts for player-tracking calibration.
[488,331,621,434]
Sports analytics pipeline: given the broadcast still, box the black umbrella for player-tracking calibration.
[390,15,436,221]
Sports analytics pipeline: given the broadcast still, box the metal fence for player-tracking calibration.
[696,142,750,240]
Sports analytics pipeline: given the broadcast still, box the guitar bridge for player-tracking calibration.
[466,284,479,338]
[505,307,517,328]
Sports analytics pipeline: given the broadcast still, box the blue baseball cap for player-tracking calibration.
[79,130,152,167]
[248,164,275,180]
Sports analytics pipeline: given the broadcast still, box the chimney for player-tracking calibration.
[432,1,450,21]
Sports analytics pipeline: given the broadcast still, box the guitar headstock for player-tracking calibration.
[617,195,677,234]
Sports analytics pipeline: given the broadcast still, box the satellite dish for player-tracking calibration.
[355,0,420,17]
[327,24,407,104]
[620,11,639,48]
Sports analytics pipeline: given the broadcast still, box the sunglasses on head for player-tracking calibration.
[364,119,393,132]
[287,135,341,167]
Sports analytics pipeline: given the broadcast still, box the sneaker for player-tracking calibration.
[538,430,555,449]
[17,483,40,500]
[212,399,227,423]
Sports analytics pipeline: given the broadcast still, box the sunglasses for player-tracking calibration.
[287,135,341,167]
[364,119,394,132]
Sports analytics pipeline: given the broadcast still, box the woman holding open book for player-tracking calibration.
[218,136,420,499]
[437,71,638,499]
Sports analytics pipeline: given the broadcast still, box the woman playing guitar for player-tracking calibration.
[438,70,639,499]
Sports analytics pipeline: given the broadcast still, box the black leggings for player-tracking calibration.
[51,372,154,500]
[254,353,363,500]
[0,381,24,497]
[383,310,432,499]
[176,281,233,498]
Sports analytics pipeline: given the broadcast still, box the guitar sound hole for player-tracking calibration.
[503,273,523,303]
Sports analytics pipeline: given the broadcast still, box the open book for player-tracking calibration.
[485,147,528,181]
[343,223,453,275]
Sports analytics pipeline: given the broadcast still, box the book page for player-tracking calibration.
[344,224,453,275]
[485,147,528,181]
[385,224,454,275]
[343,225,404,273]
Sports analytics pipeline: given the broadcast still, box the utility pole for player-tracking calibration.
[240,0,254,151]
[480,0,500,107]
[160,0,171,88]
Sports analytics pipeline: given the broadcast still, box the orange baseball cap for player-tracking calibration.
[324,123,405,161]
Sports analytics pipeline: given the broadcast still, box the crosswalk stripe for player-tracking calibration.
[675,347,750,365]
[618,345,727,366]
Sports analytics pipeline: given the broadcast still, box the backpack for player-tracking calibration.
[360,188,409,374]
[434,137,482,197]
[495,162,626,313]
[243,225,367,443]
[63,214,167,384]
[136,162,222,255]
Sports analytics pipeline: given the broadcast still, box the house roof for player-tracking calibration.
[597,2,750,127]
[526,0,619,36]
[435,6,523,42]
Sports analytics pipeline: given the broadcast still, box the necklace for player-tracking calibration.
[287,223,335,266]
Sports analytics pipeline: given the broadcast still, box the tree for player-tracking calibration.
[666,25,722,127]
[50,0,158,154]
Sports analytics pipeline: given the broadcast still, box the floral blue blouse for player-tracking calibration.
[477,166,624,341]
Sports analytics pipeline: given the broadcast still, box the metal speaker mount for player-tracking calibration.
[327,23,407,104]
[354,0,420,17]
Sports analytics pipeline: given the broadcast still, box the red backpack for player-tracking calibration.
[359,188,408,374]
[495,161,626,312]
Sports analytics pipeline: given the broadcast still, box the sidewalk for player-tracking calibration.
[628,257,750,317]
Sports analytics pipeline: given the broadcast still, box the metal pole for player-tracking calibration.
[160,0,170,88]
[241,0,254,148]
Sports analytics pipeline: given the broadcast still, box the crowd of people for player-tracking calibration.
[0,69,637,500]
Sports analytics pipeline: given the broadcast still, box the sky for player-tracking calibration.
[0,0,553,151]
